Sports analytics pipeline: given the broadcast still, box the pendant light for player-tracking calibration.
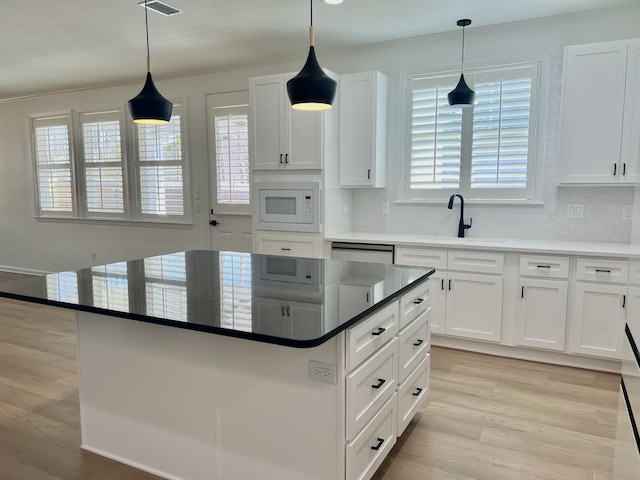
[448,19,475,108]
[287,0,337,111]
[128,0,173,124]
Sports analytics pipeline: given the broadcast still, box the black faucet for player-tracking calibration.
[447,194,472,238]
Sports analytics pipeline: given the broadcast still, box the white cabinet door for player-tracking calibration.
[559,41,628,184]
[249,73,325,171]
[289,301,323,339]
[445,272,503,342]
[621,39,640,184]
[570,282,626,359]
[625,286,640,339]
[339,71,387,187]
[250,75,286,170]
[516,278,568,351]
[428,271,446,335]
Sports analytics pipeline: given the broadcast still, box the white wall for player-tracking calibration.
[0,5,639,272]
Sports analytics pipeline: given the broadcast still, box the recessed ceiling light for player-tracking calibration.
[324,0,344,4]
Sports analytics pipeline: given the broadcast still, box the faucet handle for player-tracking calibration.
[465,218,472,230]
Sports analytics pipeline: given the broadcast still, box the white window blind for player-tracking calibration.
[408,75,462,190]
[80,111,125,214]
[144,252,188,322]
[213,105,250,206]
[406,63,539,201]
[33,115,74,214]
[91,262,129,312]
[137,104,185,216]
[219,252,252,332]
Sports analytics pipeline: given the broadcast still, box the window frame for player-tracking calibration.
[30,100,191,224]
[206,91,251,216]
[401,60,546,204]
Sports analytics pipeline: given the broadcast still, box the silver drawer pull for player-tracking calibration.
[371,327,386,336]
[371,438,384,451]
[537,264,551,269]
[595,268,611,273]
[371,378,386,389]
[412,387,423,397]
[413,298,424,305]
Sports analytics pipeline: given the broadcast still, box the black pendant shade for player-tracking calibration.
[287,0,337,111]
[128,72,173,124]
[287,46,337,111]
[128,0,172,124]
[448,73,475,107]
[448,18,475,107]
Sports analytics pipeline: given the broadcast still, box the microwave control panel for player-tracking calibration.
[303,192,313,223]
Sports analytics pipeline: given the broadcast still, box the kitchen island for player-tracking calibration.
[0,250,433,480]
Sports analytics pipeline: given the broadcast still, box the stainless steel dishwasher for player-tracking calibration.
[330,242,394,264]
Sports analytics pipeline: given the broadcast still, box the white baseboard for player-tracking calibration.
[432,335,621,374]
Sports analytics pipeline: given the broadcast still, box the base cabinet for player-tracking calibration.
[445,272,503,342]
[569,282,626,359]
[516,278,568,351]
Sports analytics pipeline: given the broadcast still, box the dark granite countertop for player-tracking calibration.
[0,250,434,348]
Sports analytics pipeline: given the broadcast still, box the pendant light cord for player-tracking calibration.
[309,0,315,47]
[145,0,151,73]
[460,24,465,73]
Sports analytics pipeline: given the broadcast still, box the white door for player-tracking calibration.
[516,277,568,351]
[207,91,254,252]
[428,271,447,335]
[445,272,503,342]
[570,282,626,359]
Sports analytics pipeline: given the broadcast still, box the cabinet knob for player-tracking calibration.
[371,378,386,389]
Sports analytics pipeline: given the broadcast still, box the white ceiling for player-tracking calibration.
[1,0,635,100]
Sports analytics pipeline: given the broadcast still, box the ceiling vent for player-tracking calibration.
[138,1,182,16]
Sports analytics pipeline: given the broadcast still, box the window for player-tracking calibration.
[144,252,188,322]
[405,63,540,201]
[207,92,250,215]
[31,103,187,222]
[91,262,129,312]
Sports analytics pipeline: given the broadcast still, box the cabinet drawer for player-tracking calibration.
[447,250,504,274]
[397,354,430,436]
[397,310,429,384]
[629,260,640,285]
[346,393,397,480]
[399,280,430,330]
[575,257,629,283]
[346,301,399,371]
[346,338,397,441]
[395,247,447,269]
[257,238,316,258]
[519,255,569,279]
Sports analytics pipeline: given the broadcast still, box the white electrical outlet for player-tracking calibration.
[382,202,390,214]
[567,204,584,219]
[623,204,633,220]
[309,360,337,384]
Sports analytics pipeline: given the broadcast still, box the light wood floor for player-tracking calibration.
[0,298,620,480]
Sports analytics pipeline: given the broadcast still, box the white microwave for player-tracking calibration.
[253,181,320,232]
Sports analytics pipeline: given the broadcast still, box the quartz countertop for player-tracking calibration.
[0,250,433,348]
[326,232,640,258]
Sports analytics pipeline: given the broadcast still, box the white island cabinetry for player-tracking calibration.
[75,278,431,480]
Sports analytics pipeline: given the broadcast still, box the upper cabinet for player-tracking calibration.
[249,72,337,171]
[339,71,388,187]
[559,39,640,184]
